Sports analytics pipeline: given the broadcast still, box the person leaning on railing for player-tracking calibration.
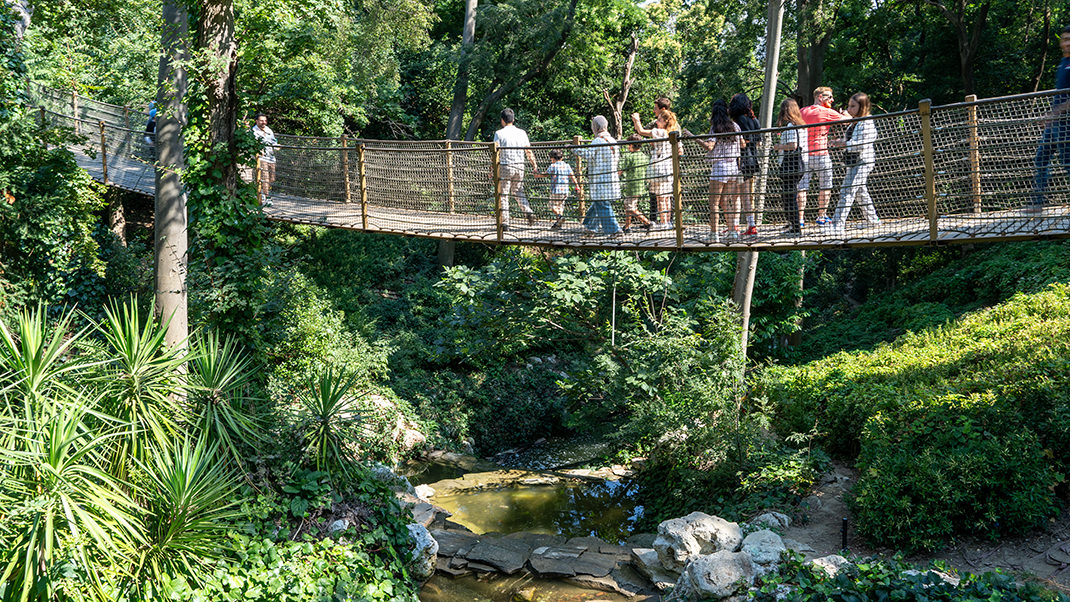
[772,98,808,235]
[1031,25,1070,212]
[252,113,278,198]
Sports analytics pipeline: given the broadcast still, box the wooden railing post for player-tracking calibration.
[573,135,585,217]
[965,94,981,214]
[492,141,503,242]
[669,131,684,248]
[255,156,263,204]
[358,144,369,230]
[72,91,80,134]
[919,99,938,242]
[341,135,351,204]
[446,140,456,213]
[99,120,108,184]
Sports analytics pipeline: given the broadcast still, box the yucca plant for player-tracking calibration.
[295,367,368,482]
[95,298,186,477]
[0,394,141,602]
[185,331,264,468]
[0,305,90,421]
[130,436,239,597]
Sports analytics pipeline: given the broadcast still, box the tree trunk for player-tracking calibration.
[602,33,639,140]
[108,189,126,246]
[445,0,478,141]
[924,0,990,96]
[795,0,835,100]
[462,0,579,141]
[1032,2,1051,92]
[154,0,189,349]
[197,0,239,192]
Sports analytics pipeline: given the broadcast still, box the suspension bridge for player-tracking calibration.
[30,84,1070,251]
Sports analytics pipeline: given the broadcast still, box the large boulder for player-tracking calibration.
[809,554,851,577]
[407,523,438,582]
[741,529,787,574]
[368,462,416,495]
[654,512,743,574]
[749,511,791,531]
[668,551,756,601]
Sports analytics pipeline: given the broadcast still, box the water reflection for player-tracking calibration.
[420,574,631,602]
[431,479,642,544]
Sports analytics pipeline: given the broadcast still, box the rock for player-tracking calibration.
[800,495,822,511]
[741,530,787,575]
[571,551,619,578]
[750,512,791,531]
[513,585,537,601]
[327,519,349,535]
[669,551,756,601]
[566,536,606,551]
[529,547,580,577]
[903,569,961,587]
[631,548,678,591]
[465,540,530,574]
[368,463,416,495]
[781,538,815,553]
[430,528,480,557]
[654,512,743,574]
[627,532,658,548]
[414,484,435,500]
[501,531,567,549]
[809,554,851,577]
[407,523,438,581]
[435,556,469,577]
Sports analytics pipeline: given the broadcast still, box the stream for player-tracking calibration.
[403,438,646,602]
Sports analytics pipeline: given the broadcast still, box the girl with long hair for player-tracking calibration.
[772,98,808,233]
[631,110,676,229]
[830,92,880,231]
[698,99,743,239]
[729,93,761,236]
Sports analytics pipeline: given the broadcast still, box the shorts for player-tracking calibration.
[798,153,832,190]
[649,173,672,196]
[549,192,567,214]
[708,160,740,183]
[623,195,641,213]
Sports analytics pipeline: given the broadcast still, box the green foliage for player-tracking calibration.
[294,368,369,482]
[753,555,1070,602]
[850,393,1060,552]
[762,283,1070,466]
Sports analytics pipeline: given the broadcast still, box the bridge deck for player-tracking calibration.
[40,84,1070,251]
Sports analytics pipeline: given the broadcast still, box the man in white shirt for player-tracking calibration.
[252,113,277,197]
[493,108,538,229]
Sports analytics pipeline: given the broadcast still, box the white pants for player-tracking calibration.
[833,162,879,226]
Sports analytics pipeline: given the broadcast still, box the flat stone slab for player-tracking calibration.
[566,536,606,550]
[435,556,469,577]
[571,550,619,577]
[465,540,529,574]
[501,531,567,549]
[430,529,480,557]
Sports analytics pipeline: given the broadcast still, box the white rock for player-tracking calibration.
[781,538,815,553]
[751,511,791,530]
[414,484,435,501]
[809,554,851,577]
[327,519,349,535]
[654,512,743,574]
[407,523,438,582]
[669,551,756,601]
[903,569,961,587]
[631,548,678,592]
[741,530,787,573]
[369,463,417,495]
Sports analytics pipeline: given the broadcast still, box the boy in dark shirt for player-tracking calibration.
[1031,25,1070,211]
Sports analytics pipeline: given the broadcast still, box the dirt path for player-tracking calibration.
[783,462,1070,593]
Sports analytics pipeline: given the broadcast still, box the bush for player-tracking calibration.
[850,393,1060,552]
[753,555,1070,602]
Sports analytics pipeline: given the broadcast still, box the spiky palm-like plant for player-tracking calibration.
[185,331,263,468]
[95,298,186,477]
[296,367,368,482]
[0,395,141,602]
[132,436,239,595]
[0,305,90,421]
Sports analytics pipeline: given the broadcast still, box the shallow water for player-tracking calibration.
[420,573,631,602]
[431,478,641,544]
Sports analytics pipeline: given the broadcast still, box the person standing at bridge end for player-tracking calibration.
[1031,25,1070,212]
[252,113,278,198]
[493,108,538,230]
[800,87,850,226]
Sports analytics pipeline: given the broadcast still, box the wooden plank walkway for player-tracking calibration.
[74,148,1070,251]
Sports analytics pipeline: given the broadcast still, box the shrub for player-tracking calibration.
[850,393,1061,552]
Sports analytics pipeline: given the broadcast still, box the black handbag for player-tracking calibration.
[842,124,860,166]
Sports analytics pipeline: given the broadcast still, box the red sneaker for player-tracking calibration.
[744,226,758,236]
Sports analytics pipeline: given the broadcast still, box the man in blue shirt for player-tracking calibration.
[1032,26,1070,211]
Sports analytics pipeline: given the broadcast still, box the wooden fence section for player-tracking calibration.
[29,83,1070,251]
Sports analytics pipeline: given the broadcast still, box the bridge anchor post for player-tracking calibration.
[359,144,369,229]
[919,99,938,242]
[341,135,351,204]
[492,141,503,243]
[965,94,981,214]
[99,120,108,184]
[670,131,684,248]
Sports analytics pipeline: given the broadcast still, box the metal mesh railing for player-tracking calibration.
[29,82,1070,250]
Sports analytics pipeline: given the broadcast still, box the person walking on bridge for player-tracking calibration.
[252,113,278,198]
[1031,25,1070,212]
[574,116,623,237]
[800,87,850,226]
[493,108,538,230]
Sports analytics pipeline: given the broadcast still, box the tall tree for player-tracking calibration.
[920,0,990,95]
[446,0,477,140]
[795,0,840,98]
[6,0,31,41]
[601,33,639,139]
[198,0,239,190]
[154,0,189,349]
